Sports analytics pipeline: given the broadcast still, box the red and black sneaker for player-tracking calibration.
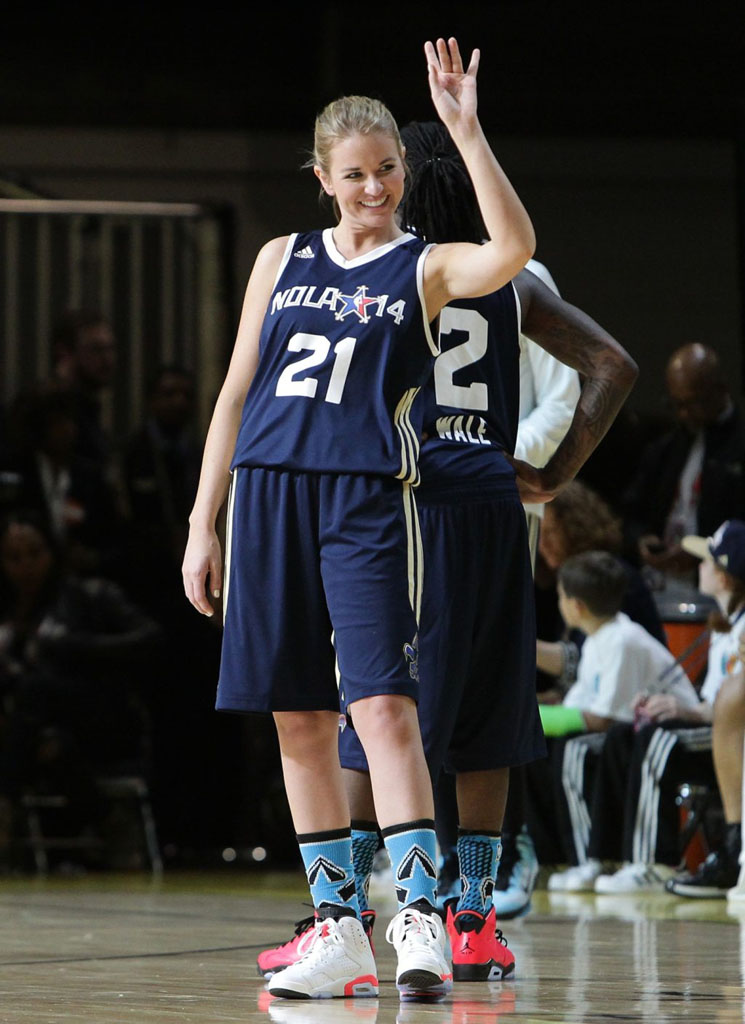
[257,909,376,979]
[446,904,515,981]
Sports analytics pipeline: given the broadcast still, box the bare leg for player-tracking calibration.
[456,768,510,832]
[273,710,349,832]
[343,767,376,821]
[713,673,745,823]
[350,694,433,829]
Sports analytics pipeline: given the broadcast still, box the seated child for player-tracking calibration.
[578,519,745,894]
[521,550,698,887]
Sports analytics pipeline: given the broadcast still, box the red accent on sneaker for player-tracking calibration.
[361,909,377,956]
[343,974,379,997]
[256,914,316,978]
[446,904,516,981]
[256,910,377,979]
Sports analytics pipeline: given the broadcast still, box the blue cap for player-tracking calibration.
[682,519,745,585]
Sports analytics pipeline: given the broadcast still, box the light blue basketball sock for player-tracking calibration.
[351,820,379,914]
[381,818,438,911]
[456,829,501,916]
[296,827,360,918]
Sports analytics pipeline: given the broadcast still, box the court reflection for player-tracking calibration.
[256,891,745,1024]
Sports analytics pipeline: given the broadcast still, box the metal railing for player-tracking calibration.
[1,198,233,437]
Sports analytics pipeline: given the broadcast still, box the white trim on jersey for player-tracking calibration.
[394,387,422,485]
[511,280,523,349]
[321,228,417,269]
[273,234,297,290]
[222,469,238,622]
[402,481,424,624]
[416,244,439,357]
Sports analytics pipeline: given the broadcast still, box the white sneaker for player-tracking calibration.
[594,862,676,894]
[548,860,602,892]
[727,883,745,906]
[385,906,453,999]
[267,915,378,999]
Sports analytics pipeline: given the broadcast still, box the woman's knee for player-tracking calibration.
[273,710,338,755]
[351,693,418,744]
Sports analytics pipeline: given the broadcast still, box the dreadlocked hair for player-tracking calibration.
[398,121,486,244]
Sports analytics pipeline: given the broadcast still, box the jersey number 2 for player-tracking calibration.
[434,307,489,411]
[275,333,357,405]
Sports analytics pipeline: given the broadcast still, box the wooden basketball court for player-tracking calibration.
[0,869,743,1022]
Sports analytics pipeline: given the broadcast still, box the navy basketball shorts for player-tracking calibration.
[216,466,422,714]
[339,492,546,774]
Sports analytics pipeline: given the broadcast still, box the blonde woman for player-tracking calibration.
[182,38,534,999]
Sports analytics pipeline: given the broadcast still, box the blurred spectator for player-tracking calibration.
[668,628,745,897]
[0,510,160,868]
[622,343,745,580]
[0,389,124,579]
[587,519,745,894]
[490,481,666,917]
[541,552,699,892]
[49,308,118,472]
[120,364,245,865]
[536,480,666,697]
[122,364,201,601]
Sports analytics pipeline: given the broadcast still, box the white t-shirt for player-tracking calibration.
[700,607,745,705]
[564,612,699,722]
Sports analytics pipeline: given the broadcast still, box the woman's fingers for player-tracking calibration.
[466,46,480,78]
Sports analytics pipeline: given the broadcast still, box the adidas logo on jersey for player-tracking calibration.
[293,245,315,259]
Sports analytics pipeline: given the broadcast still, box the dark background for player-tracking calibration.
[3,3,743,139]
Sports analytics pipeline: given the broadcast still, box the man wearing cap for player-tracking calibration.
[573,520,745,894]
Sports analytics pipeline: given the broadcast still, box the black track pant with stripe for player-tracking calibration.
[588,720,716,867]
[522,734,603,866]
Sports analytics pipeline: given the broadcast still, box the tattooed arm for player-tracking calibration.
[510,268,638,503]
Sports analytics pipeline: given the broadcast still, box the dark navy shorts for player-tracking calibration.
[216,466,422,714]
[339,491,546,773]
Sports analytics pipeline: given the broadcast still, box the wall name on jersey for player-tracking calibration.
[435,414,491,446]
[271,283,406,325]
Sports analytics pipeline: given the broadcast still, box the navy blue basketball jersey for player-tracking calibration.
[231,229,437,483]
[415,283,520,498]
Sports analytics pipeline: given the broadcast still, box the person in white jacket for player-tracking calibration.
[492,259,581,917]
[517,259,580,565]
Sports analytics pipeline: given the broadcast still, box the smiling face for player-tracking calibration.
[314,131,406,230]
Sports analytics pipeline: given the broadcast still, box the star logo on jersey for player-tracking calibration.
[394,843,437,905]
[334,285,382,323]
[403,633,419,682]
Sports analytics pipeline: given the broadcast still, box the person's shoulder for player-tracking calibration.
[612,611,648,637]
[257,235,293,264]
[596,613,648,651]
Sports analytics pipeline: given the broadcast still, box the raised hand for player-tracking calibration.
[424,37,480,133]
